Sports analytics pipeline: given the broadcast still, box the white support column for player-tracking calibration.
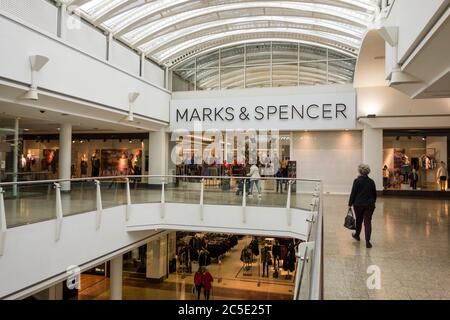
[140,53,145,78]
[362,124,383,191]
[146,236,168,282]
[59,123,72,191]
[58,3,68,40]
[148,128,168,185]
[110,255,123,300]
[107,33,113,61]
[12,118,19,197]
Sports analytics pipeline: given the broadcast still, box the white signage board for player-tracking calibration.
[170,89,356,131]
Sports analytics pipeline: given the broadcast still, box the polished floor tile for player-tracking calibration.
[323,195,450,300]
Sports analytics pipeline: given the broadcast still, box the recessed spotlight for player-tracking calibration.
[23,128,30,132]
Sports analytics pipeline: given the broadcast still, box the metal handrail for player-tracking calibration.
[0,174,321,187]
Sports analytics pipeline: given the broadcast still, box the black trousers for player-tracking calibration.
[196,285,202,300]
[204,289,211,300]
[354,205,375,242]
[262,262,269,277]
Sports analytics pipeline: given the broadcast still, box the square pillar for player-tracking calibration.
[146,236,168,282]
[148,128,169,184]
[362,124,383,191]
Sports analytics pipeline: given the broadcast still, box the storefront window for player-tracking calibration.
[383,132,449,191]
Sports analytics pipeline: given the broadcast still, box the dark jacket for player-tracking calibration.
[348,175,377,207]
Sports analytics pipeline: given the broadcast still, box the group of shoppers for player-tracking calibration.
[193,267,214,300]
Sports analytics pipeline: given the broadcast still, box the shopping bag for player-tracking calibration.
[344,208,356,230]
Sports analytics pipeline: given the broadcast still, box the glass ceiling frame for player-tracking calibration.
[66,0,380,67]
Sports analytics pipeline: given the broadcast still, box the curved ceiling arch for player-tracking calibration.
[72,0,379,66]
[156,28,360,63]
[141,15,364,55]
[125,2,371,47]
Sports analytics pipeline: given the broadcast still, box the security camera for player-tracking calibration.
[40,110,46,114]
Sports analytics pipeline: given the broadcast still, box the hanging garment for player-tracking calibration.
[250,239,259,256]
[240,247,253,263]
[198,250,211,266]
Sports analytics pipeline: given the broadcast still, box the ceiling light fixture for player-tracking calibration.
[127,92,140,122]
[21,55,50,101]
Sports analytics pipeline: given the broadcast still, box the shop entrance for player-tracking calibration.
[383,130,449,192]
[76,233,298,300]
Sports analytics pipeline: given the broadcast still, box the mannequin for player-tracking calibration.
[80,154,88,177]
[91,153,100,177]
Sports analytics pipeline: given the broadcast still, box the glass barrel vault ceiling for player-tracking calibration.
[65,0,380,89]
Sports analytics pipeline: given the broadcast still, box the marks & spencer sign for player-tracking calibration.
[170,89,356,131]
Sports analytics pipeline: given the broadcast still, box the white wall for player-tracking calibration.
[0,0,57,35]
[65,20,106,59]
[127,203,311,241]
[0,14,170,123]
[144,60,165,87]
[111,40,140,76]
[293,131,362,194]
[0,205,157,298]
[384,0,448,63]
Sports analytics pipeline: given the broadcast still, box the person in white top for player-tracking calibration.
[247,164,262,198]
[436,161,448,191]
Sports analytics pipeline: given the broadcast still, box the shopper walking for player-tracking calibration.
[348,164,377,249]
[410,168,419,190]
[201,267,214,300]
[382,165,390,189]
[194,268,203,300]
[247,163,262,198]
[275,167,284,193]
[436,161,448,191]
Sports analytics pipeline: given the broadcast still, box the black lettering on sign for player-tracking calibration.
[203,108,212,121]
[267,106,277,120]
[190,108,201,122]
[307,104,319,119]
[323,104,332,119]
[225,107,235,121]
[279,105,288,120]
[292,105,304,119]
[254,106,264,120]
[176,109,188,122]
[336,103,347,119]
[215,107,224,121]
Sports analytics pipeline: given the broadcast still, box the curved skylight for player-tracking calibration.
[69,0,380,67]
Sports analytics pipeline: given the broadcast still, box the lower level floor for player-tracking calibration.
[54,195,450,301]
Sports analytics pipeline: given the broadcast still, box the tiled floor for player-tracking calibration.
[323,195,450,300]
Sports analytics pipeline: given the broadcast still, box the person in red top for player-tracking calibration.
[194,269,203,300]
[201,267,214,300]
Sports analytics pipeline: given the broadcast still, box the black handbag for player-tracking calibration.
[344,208,356,230]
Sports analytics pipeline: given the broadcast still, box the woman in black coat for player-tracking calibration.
[348,164,377,248]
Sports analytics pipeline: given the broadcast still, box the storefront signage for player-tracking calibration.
[170,89,356,131]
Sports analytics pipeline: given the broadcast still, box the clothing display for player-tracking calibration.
[198,250,211,267]
[80,160,88,176]
[282,244,296,273]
